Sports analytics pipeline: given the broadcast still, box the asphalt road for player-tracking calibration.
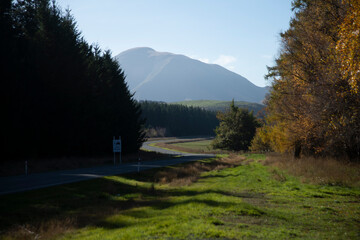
[0,138,214,195]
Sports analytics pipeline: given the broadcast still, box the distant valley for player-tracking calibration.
[115,47,268,103]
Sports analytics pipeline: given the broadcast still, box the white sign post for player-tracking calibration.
[113,136,122,165]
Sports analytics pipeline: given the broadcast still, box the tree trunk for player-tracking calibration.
[294,141,301,159]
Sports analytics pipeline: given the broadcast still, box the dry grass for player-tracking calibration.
[264,153,360,187]
[4,217,75,240]
[154,154,245,186]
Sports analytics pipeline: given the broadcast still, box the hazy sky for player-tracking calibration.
[56,0,293,87]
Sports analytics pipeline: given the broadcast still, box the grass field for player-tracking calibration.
[1,153,359,239]
[153,139,220,154]
[171,140,213,151]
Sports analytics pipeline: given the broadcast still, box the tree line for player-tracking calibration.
[251,0,360,161]
[140,101,219,137]
[1,0,145,160]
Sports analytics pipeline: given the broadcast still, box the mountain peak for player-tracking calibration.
[115,47,268,103]
[118,47,176,57]
[118,47,155,55]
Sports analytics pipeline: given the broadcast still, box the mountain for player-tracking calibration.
[115,47,268,103]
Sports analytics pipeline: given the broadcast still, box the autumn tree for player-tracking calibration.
[252,0,360,160]
[336,0,360,93]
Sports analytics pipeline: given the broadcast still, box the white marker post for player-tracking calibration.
[113,136,122,165]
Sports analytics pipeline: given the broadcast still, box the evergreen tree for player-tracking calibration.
[2,0,145,160]
[140,101,218,137]
[212,100,259,151]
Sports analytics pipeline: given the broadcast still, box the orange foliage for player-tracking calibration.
[336,0,360,93]
[253,0,360,160]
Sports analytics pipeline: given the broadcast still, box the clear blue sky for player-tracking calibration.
[56,0,293,87]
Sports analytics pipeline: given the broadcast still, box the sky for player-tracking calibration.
[56,0,294,87]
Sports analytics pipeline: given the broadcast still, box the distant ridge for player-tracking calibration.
[115,47,268,103]
[172,100,264,115]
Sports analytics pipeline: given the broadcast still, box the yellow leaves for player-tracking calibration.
[251,124,289,153]
[336,0,360,93]
[261,0,360,159]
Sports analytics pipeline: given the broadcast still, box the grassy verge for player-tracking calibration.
[1,154,359,239]
[264,153,360,187]
[154,139,223,154]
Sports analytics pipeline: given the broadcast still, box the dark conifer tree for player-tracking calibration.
[2,0,145,161]
[140,101,218,136]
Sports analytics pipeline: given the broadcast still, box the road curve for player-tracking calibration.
[142,138,214,156]
[0,138,214,195]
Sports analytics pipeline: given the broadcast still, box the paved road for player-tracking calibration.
[0,138,214,195]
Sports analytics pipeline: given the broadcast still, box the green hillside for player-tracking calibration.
[172,100,265,114]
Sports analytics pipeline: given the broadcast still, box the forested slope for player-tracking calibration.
[140,101,218,137]
[172,100,264,116]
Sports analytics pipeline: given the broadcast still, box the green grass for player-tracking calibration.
[171,100,264,113]
[151,139,220,154]
[153,138,224,154]
[167,140,217,154]
[1,154,359,239]
[171,140,213,151]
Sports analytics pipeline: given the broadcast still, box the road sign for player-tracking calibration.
[113,136,122,165]
[113,137,121,153]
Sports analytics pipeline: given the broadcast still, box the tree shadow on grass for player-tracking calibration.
[0,164,265,237]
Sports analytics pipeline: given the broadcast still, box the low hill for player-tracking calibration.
[171,100,265,115]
